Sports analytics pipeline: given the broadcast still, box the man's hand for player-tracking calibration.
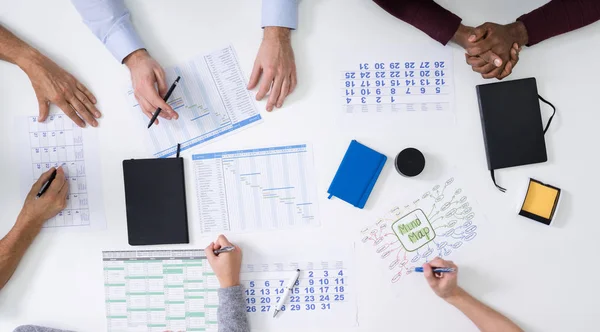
[18,167,68,226]
[466,43,521,80]
[22,53,101,128]
[124,49,177,125]
[423,257,460,300]
[248,27,297,112]
[204,234,242,288]
[465,22,528,79]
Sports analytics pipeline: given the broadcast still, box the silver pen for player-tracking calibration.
[213,246,235,255]
[273,269,301,318]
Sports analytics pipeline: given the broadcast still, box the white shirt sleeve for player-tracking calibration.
[261,0,298,29]
[71,0,145,63]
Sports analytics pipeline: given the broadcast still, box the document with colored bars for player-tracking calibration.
[103,250,219,332]
[128,45,262,158]
[192,144,319,233]
[102,248,357,331]
[340,45,454,113]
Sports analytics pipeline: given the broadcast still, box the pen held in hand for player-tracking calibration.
[411,267,455,273]
[213,246,235,255]
[147,76,181,129]
[36,168,57,198]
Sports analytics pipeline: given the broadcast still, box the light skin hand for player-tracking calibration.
[0,25,100,128]
[19,167,69,227]
[423,257,460,300]
[204,234,242,288]
[124,49,177,125]
[248,27,297,112]
[0,167,69,290]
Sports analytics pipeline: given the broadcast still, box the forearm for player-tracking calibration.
[372,0,461,45]
[447,288,522,332]
[217,286,250,332]
[0,25,42,69]
[0,215,44,290]
[517,0,600,46]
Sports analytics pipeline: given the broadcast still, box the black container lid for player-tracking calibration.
[395,148,425,177]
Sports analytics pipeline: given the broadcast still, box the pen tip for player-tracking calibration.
[273,310,278,318]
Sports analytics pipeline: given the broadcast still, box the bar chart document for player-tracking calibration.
[103,250,219,332]
[128,45,262,158]
[192,144,320,233]
[17,114,105,230]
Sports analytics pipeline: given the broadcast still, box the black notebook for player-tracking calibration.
[476,78,555,192]
[122,158,189,245]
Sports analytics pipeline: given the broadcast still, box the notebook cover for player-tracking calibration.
[123,158,189,245]
[327,140,387,209]
[476,77,547,171]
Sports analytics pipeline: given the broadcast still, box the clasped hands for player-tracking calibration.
[454,21,529,80]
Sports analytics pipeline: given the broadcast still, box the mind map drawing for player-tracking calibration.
[361,177,480,284]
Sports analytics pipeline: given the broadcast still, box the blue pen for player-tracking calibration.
[411,267,455,273]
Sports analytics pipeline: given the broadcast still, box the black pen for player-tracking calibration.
[147,76,181,128]
[36,168,57,198]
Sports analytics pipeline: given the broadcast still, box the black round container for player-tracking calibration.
[395,148,425,177]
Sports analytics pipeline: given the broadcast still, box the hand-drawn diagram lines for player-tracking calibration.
[360,177,479,284]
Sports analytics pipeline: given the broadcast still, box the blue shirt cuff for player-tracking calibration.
[104,19,145,63]
[261,0,298,30]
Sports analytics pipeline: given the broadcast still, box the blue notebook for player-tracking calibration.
[327,140,387,209]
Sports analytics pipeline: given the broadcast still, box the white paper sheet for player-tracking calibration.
[240,245,358,329]
[128,45,262,158]
[340,44,454,113]
[17,114,105,230]
[360,176,481,285]
[192,144,320,233]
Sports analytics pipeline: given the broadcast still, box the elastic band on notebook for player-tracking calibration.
[176,143,181,158]
[538,95,556,135]
[490,170,507,193]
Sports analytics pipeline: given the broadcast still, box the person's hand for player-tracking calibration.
[124,49,177,125]
[23,53,101,128]
[18,167,68,226]
[423,257,460,300]
[464,22,529,79]
[204,234,242,288]
[248,27,297,112]
[452,24,506,72]
[466,43,521,80]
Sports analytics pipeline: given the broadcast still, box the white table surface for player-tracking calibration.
[1,0,599,331]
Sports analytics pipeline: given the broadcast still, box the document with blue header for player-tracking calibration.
[128,45,262,158]
[192,144,320,233]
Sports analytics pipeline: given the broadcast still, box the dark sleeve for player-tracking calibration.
[517,0,600,46]
[372,0,462,45]
[218,286,250,332]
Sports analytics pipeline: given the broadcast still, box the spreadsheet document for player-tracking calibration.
[192,144,320,233]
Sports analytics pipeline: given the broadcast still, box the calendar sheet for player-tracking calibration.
[17,114,105,230]
[340,44,454,113]
[241,248,357,329]
[103,250,220,332]
[102,249,357,331]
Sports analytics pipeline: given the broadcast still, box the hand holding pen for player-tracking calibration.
[421,257,459,300]
[205,235,242,288]
[19,167,68,227]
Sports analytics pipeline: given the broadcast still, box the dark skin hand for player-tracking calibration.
[464,22,529,80]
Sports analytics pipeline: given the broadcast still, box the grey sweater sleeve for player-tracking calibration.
[218,285,250,332]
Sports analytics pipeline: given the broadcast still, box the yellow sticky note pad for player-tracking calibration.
[519,179,560,225]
